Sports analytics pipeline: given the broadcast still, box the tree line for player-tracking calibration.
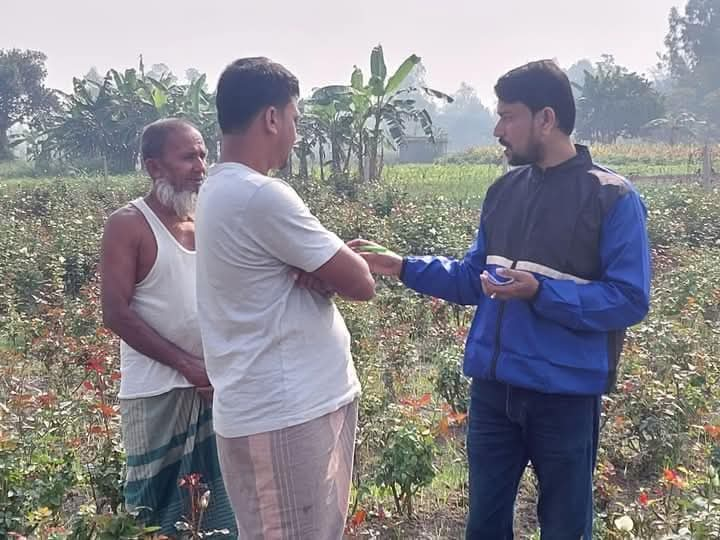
[1,0,718,174]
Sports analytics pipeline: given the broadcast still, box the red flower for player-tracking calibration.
[350,509,366,527]
[86,357,105,374]
[36,393,57,407]
[638,492,649,506]
[179,472,203,488]
[399,393,431,409]
[95,403,117,418]
[663,468,685,488]
[704,425,720,440]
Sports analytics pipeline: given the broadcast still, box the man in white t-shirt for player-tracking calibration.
[195,57,375,539]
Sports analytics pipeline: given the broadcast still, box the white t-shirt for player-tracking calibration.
[195,162,361,438]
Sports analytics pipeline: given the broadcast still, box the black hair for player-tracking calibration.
[494,59,576,135]
[216,57,300,134]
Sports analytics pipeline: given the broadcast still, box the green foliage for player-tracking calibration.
[299,45,452,183]
[644,185,720,247]
[375,422,437,517]
[575,55,665,143]
[662,0,720,129]
[0,49,56,160]
[67,509,162,540]
[28,65,216,174]
[433,347,469,414]
[1,164,719,536]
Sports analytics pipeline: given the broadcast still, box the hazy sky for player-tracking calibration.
[3,0,684,106]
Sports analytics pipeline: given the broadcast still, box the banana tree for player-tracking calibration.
[305,86,355,176]
[294,98,330,180]
[34,68,159,173]
[30,62,218,173]
[360,45,453,180]
[172,74,218,160]
[310,46,452,181]
[33,77,129,173]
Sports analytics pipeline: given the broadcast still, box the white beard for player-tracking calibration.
[154,178,197,219]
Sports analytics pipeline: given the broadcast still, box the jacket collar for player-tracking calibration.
[531,144,592,178]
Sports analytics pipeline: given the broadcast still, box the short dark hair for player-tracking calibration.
[141,118,197,161]
[216,57,300,134]
[494,60,576,135]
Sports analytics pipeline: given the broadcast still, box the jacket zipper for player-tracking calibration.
[490,260,517,380]
[490,168,544,379]
[490,167,543,380]
[489,303,506,380]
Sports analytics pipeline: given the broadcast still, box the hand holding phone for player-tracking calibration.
[486,267,515,286]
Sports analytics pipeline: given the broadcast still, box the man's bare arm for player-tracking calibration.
[99,209,210,387]
[311,245,375,301]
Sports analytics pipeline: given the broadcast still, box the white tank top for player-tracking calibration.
[118,198,200,399]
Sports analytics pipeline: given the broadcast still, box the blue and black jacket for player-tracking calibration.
[400,145,651,395]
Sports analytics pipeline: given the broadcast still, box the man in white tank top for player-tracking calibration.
[195,58,375,540]
[100,119,236,537]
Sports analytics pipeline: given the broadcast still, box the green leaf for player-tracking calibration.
[124,68,137,89]
[368,76,385,97]
[110,70,124,92]
[421,86,454,103]
[351,66,364,90]
[385,54,421,97]
[351,92,371,118]
[417,109,434,142]
[151,87,168,112]
[311,85,352,106]
[370,45,387,82]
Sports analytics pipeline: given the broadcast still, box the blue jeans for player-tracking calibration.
[465,379,600,540]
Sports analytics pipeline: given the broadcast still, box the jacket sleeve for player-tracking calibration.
[399,223,487,305]
[531,190,651,331]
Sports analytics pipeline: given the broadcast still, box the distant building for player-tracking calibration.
[398,135,449,164]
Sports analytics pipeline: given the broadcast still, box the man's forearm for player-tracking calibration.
[401,256,484,305]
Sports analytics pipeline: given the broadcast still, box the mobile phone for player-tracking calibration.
[486,268,515,286]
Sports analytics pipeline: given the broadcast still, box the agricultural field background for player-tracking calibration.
[1,143,719,539]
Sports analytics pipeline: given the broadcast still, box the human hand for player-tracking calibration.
[181,354,212,388]
[480,268,539,301]
[347,239,403,277]
[290,269,336,298]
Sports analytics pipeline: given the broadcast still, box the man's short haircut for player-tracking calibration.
[215,57,299,134]
[494,59,576,135]
[141,118,198,162]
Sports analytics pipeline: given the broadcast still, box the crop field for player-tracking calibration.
[1,152,719,539]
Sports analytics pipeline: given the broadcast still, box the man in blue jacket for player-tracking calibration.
[350,59,651,539]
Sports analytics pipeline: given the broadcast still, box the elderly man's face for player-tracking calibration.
[152,126,208,192]
[146,127,207,217]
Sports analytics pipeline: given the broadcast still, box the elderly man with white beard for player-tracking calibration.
[100,118,236,537]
